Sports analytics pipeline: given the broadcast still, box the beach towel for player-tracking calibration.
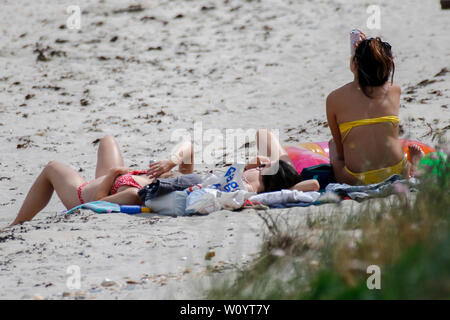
[248,189,321,206]
[247,175,417,208]
[63,201,121,215]
[268,202,319,209]
[63,201,150,215]
[323,174,418,201]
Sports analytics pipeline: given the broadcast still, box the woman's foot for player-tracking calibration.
[408,144,425,177]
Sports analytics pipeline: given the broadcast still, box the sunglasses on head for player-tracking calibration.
[367,37,392,50]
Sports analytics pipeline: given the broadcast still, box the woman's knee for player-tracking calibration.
[43,160,64,179]
[45,160,61,171]
[97,135,119,154]
[256,128,271,138]
[100,135,117,145]
[256,128,275,151]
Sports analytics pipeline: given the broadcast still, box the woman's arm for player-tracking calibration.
[326,93,359,185]
[147,140,193,177]
[98,187,141,205]
[326,93,344,160]
[95,167,130,200]
[290,179,320,192]
[329,137,359,185]
[245,155,271,170]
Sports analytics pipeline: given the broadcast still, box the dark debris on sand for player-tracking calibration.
[113,4,144,14]
[435,67,449,77]
[34,44,67,62]
[0,233,24,243]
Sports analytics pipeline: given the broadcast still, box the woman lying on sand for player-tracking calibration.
[10,131,318,226]
[243,129,319,193]
[10,135,195,226]
[326,31,423,185]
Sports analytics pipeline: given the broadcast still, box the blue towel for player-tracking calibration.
[269,201,320,209]
[63,201,121,215]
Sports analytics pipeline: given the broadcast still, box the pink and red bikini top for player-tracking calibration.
[110,170,148,195]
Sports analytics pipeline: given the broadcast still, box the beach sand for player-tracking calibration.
[0,0,448,299]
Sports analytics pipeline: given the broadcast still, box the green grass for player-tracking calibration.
[208,151,449,299]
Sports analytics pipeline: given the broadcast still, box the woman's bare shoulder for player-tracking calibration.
[389,83,402,94]
[327,82,354,106]
[387,84,402,113]
[329,82,354,96]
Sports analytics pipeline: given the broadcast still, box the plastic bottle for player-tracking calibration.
[120,205,151,214]
[350,29,361,56]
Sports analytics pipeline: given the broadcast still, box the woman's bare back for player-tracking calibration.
[330,82,404,172]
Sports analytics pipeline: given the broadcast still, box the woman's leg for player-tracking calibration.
[256,129,291,163]
[95,135,125,178]
[11,161,85,226]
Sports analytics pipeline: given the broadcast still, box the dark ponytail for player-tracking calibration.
[353,37,395,98]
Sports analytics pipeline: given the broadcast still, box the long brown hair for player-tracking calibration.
[261,160,303,192]
[353,37,395,98]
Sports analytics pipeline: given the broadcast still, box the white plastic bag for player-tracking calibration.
[185,188,251,215]
[203,163,247,192]
[185,188,221,215]
[248,189,320,206]
[216,189,248,210]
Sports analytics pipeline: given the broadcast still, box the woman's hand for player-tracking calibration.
[146,159,176,178]
[353,30,367,51]
[359,30,367,41]
[245,155,271,170]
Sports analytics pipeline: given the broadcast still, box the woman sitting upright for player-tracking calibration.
[326,31,423,185]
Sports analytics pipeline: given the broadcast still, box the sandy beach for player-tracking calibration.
[0,0,449,299]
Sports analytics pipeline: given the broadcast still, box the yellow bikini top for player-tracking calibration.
[339,115,399,142]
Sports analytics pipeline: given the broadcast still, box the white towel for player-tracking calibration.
[248,189,320,206]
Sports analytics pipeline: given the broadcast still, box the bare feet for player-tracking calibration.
[408,144,425,177]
